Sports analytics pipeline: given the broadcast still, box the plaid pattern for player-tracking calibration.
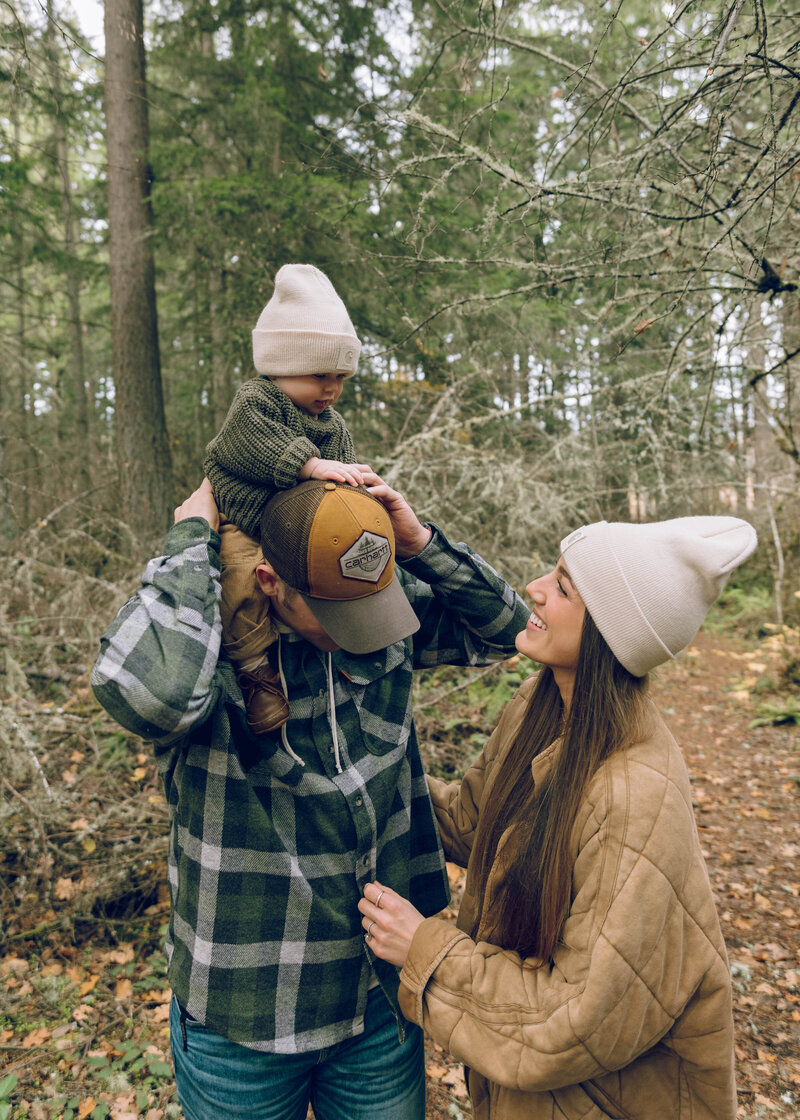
[91,518,529,1053]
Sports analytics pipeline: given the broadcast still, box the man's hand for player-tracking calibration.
[358,881,424,969]
[361,470,432,558]
[299,457,372,487]
[173,478,219,532]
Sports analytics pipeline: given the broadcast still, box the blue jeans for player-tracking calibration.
[169,986,425,1120]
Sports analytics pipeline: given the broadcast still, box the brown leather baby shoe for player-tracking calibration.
[236,666,290,735]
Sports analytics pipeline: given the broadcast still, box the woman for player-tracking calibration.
[358,516,756,1120]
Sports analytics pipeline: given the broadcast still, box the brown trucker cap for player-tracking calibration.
[259,480,420,654]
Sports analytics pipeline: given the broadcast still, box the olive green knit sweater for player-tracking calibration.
[204,377,355,540]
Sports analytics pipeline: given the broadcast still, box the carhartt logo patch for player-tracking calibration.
[336,346,356,371]
[339,531,391,583]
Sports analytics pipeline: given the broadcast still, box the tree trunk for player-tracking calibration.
[199,25,232,435]
[46,0,92,498]
[104,0,173,534]
[10,103,32,531]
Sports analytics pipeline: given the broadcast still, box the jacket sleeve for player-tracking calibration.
[400,744,720,1092]
[204,381,318,490]
[427,680,534,866]
[399,526,530,671]
[90,518,226,743]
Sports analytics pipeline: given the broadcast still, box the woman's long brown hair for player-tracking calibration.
[469,611,650,962]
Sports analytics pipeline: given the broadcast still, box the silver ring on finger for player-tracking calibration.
[366,921,375,940]
[375,890,384,908]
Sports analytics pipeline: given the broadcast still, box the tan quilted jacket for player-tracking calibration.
[399,677,737,1119]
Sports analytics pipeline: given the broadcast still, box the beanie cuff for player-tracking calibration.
[253,330,360,377]
[561,523,673,676]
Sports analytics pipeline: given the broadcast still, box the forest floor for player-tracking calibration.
[1,628,798,1120]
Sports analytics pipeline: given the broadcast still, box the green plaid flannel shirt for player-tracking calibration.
[91,517,528,1053]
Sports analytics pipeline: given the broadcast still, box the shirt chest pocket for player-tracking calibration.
[341,647,413,758]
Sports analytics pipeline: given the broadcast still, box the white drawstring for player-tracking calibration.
[277,634,305,767]
[327,651,343,774]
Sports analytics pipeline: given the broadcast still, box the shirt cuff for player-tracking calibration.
[165,516,220,556]
[399,523,461,582]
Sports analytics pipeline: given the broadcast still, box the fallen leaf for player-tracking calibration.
[115,978,133,1000]
[56,876,81,900]
[141,987,171,1004]
[1,957,28,975]
[79,974,100,996]
[78,1098,97,1120]
[70,818,90,831]
[23,1026,51,1047]
[105,944,135,965]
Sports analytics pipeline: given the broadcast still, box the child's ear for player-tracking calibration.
[255,563,280,597]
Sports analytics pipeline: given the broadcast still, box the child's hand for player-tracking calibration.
[300,457,371,486]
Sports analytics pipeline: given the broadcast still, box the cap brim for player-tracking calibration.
[300,574,420,654]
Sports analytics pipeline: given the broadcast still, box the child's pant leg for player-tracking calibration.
[218,519,277,668]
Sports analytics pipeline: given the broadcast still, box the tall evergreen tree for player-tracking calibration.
[104,0,173,533]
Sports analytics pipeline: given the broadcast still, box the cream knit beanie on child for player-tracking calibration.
[252,264,361,377]
[560,516,758,676]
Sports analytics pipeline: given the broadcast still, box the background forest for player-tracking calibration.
[1,0,799,1117]
[2,0,799,592]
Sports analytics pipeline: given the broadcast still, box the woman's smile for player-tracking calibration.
[526,608,547,632]
[515,559,586,702]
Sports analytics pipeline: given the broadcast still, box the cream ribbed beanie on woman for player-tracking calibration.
[560,516,758,676]
[252,264,361,377]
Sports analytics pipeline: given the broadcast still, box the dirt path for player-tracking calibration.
[425,630,800,1120]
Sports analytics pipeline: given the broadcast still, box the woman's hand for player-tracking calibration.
[358,881,425,968]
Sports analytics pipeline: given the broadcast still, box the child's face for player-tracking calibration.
[273,373,349,416]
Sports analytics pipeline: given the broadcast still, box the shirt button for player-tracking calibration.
[355,796,363,807]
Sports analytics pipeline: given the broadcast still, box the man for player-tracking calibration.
[91,473,528,1120]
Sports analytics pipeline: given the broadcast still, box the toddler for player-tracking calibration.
[204,264,367,734]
